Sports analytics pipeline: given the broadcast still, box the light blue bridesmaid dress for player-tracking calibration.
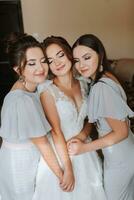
[88,77,134,200]
[0,90,51,200]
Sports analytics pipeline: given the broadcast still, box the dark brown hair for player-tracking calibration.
[72,34,111,83]
[4,32,27,54]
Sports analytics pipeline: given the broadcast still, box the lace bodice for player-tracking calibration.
[38,80,88,140]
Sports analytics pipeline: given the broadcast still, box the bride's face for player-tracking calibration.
[46,43,72,77]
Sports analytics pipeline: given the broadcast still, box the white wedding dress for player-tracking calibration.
[33,80,106,200]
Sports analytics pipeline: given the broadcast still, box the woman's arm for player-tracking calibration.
[40,90,75,192]
[68,118,129,155]
[31,136,63,181]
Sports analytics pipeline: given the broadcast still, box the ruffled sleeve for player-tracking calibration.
[0,92,51,140]
[88,82,134,123]
[37,80,53,95]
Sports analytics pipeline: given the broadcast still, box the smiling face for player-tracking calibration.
[22,47,48,85]
[73,45,99,79]
[46,43,72,77]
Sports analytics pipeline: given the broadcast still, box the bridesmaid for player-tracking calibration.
[68,34,134,200]
[0,34,63,200]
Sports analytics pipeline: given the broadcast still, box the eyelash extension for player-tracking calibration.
[48,60,52,64]
[73,60,79,64]
[59,52,64,58]
[85,56,91,60]
[41,60,47,63]
[28,63,35,66]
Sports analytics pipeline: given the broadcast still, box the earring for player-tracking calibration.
[19,75,25,82]
[99,65,103,72]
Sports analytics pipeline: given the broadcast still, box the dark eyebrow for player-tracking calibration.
[56,50,63,56]
[73,53,90,60]
[82,53,90,58]
[47,50,63,60]
[27,59,36,62]
[27,57,45,62]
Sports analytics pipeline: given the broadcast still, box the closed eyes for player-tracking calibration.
[73,59,79,64]
[73,55,91,64]
[27,58,47,66]
[41,58,47,63]
[47,59,53,64]
[58,52,64,58]
[47,51,65,65]
[27,62,35,66]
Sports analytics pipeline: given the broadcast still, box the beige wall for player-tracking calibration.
[21,0,134,59]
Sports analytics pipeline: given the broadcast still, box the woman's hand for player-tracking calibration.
[67,138,87,155]
[60,167,75,192]
[57,169,64,183]
[67,121,92,144]
[67,135,82,144]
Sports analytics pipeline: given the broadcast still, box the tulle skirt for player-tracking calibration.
[33,135,106,200]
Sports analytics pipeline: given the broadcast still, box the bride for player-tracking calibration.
[33,36,106,200]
